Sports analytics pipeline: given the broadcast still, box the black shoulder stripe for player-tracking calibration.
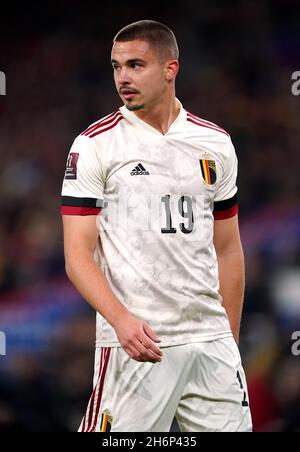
[213,194,238,212]
[61,196,104,208]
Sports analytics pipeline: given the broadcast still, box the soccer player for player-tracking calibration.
[61,20,252,432]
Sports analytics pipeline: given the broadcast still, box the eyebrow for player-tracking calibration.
[111,58,145,65]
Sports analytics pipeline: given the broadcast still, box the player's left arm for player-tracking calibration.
[213,214,245,344]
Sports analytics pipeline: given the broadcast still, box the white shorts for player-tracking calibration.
[79,337,252,432]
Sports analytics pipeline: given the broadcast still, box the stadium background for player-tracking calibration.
[0,0,300,432]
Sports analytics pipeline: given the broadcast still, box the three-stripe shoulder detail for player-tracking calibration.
[80,110,124,138]
[186,112,230,137]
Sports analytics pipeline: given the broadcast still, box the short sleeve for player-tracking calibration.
[213,138,239,220]
[61,135,105,215]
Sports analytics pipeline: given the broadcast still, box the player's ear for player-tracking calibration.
[164,59,179,82]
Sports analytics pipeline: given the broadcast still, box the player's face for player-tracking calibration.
[111,40,168,111]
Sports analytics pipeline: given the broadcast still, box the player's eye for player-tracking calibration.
[112,64,121,71]
[130,62,142,69]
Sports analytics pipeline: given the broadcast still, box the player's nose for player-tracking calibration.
[117,67,132,85]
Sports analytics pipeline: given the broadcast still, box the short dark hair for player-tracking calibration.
[113,20,179,61]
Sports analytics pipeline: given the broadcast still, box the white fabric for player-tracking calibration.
[80,337,252,432]
[62,101,238,347]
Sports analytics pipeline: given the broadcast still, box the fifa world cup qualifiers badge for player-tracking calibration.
[291,71,300,96]
[64,153,79,180]
[0,71,6,95]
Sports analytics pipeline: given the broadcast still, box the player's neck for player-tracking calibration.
[133,95,180,135]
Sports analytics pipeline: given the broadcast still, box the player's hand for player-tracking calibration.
[113,312,163,363]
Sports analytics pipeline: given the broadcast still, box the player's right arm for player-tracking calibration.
[62,215,162,363]
[61,135,162,363]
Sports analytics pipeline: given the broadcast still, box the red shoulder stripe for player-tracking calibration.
[188,111,227,130]
[81,110,120,136]
[187,113,229,137]
[187,112,229,133]
[187,116,229,137]
[84,112,122,138]
[88,115,123,138]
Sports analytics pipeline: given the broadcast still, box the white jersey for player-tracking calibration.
[61,100,239,347]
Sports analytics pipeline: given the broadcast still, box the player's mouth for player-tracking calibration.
[120,88,139,100]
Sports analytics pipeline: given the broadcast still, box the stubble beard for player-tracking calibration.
[126,103,145,112]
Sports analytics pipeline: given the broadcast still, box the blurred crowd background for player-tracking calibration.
[0,0,300,432]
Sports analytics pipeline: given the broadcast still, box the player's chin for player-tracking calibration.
[125,102,144,112]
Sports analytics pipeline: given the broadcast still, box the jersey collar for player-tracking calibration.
[119,98,187,137]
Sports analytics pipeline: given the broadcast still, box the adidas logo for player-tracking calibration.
[130,163,150,176]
